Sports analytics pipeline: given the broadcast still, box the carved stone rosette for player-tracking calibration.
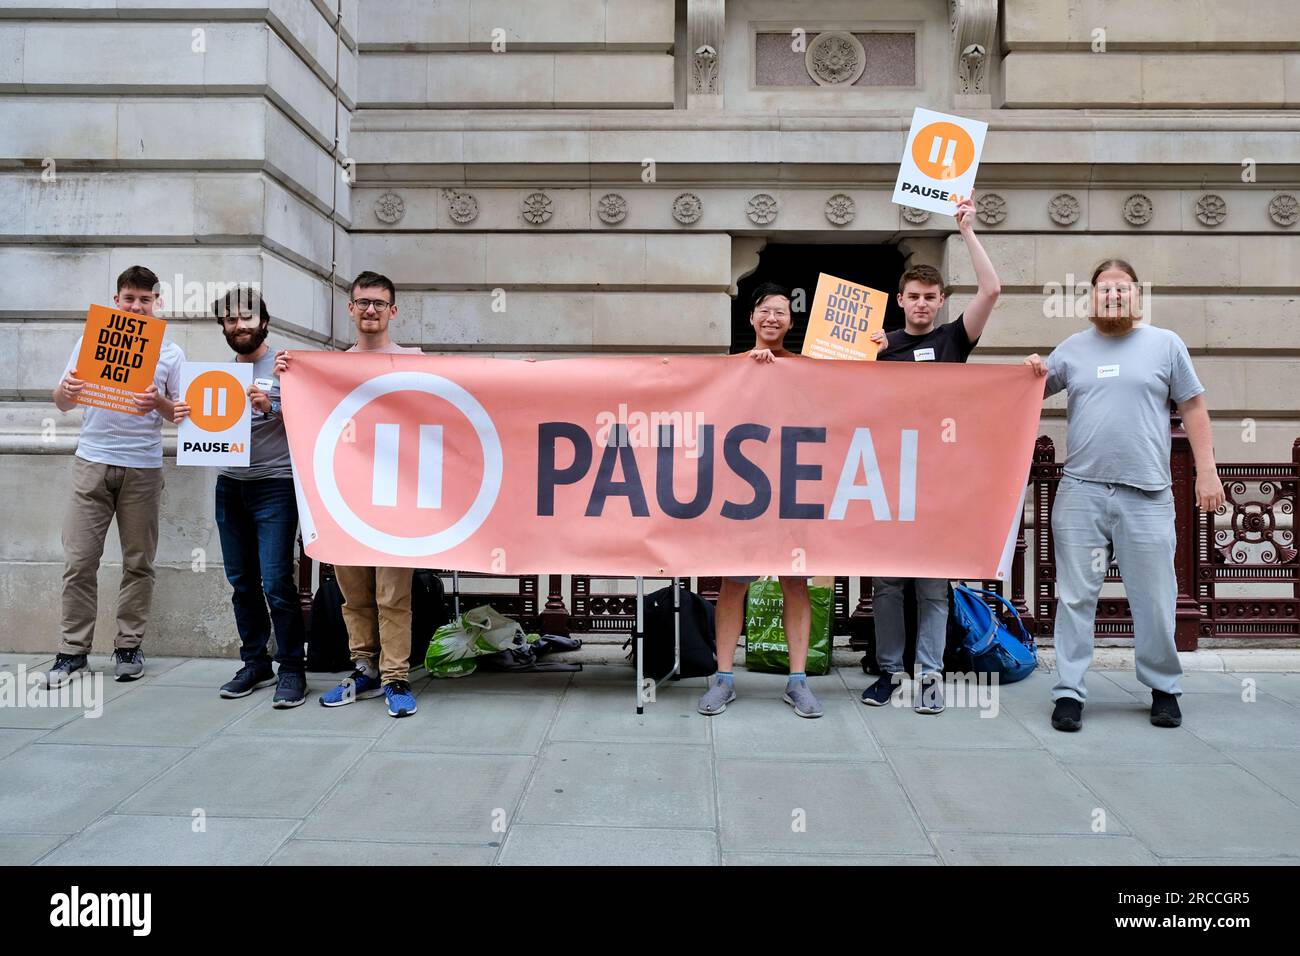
[597,193,627,225]
[522,191,553,225]
[673,192,703,225]
[445,190,478,225]
[1048,193,1080,226]
[1123,193,1154,226]
[373,192,404,224]
[746,193,779,225]
[825,194,855,225]
[1196,193,1227,227]
[976,192,1007,226]
[1269,193,1299,226]
[805,31,866,87]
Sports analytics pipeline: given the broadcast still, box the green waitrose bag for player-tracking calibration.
[743,578,833,675]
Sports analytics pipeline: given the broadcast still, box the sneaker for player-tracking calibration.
[697,677,736,716]
[915,673,945,715]
[319,668,383,707]
[783,680,823,719]
[1150,690,1182,728]
[112,647,145,682]
[1051,697,1083,732]
[272,671,308,709]
[860,672,902,707]
[43,653,88,689]
[219,663,276,699]
[384,680,417,718]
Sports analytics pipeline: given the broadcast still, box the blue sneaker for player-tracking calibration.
[384,680,417,718]
[319,668,383,707]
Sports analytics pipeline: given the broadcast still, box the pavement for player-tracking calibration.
[1,652,1298,866]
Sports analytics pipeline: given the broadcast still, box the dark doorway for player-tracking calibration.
[731,243,907,354]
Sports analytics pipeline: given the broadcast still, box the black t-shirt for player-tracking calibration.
[877,313,978,364]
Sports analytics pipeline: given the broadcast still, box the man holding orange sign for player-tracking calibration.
[44,266,185,688]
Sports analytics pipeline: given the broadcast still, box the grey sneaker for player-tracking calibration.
[44,653,88,689]
[112,647,145,682]
[783,681,823,719]
[915,673,945,715]
[697,678,736,715]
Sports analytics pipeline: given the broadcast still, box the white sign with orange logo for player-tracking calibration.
[892,107,988,217]
[177,362,252,467]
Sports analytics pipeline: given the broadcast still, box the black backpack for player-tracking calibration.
[306,568,351,672]
[410,569,451,670]
[628,584,717,681]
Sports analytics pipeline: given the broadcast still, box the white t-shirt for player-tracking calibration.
[61,337,186,469]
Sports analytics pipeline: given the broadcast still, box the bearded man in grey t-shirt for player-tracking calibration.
[1025,259,1225,733]
[174,287,308,709]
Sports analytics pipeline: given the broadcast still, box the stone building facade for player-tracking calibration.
[0,0,1296,654]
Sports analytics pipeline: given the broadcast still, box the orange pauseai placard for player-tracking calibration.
[911,120,976,182]
[73,304,168,416]
[184,369,248,432]
[801,273,889,362]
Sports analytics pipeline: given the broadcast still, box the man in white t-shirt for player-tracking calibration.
[276,271,422,719]
[43,265,185,687]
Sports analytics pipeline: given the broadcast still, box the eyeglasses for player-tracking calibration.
[351,298,392,312]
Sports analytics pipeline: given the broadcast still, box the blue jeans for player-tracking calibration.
[215,475,305,673]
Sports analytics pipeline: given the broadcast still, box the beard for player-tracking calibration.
[225,323,268,355]
[1089,313,1136,335]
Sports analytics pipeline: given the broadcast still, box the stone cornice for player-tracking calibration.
[350,109,1300,132]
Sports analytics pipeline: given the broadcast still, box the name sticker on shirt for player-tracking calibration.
[1097,364,1119,379]
[913,348,936,362]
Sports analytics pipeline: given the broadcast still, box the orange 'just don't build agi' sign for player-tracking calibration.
[73,305,167,416]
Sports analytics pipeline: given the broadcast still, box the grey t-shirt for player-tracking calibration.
[218,351,292,481]
[1044,325,1204,491]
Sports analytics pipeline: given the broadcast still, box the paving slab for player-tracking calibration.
[37,814,299,866]
[0,743,187,833]
[716,757,930,855]
[498,824,718,865]
[1069,764,1300,858]
[120,734,372,818]
[519,740,714,830]
[298,751,534,844]
[890,750,1130,836]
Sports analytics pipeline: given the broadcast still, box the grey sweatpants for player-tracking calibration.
[873,577,949,676]
[1050,475,1182,702]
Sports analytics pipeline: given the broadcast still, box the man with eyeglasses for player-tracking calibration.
[173,287,308,707]
[43,265,185,687]
[275,271,422,717]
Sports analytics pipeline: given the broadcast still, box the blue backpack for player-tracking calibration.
[951,585,1037,684]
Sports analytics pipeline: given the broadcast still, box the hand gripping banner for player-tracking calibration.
[283,353,1045,578]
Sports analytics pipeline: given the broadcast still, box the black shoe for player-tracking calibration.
[1150,690,1182,728]
[860,673,902,707]
[1051,697,1083,732]
[44,653,88,689]
[220,663,276,699]
[272,671,309,709]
